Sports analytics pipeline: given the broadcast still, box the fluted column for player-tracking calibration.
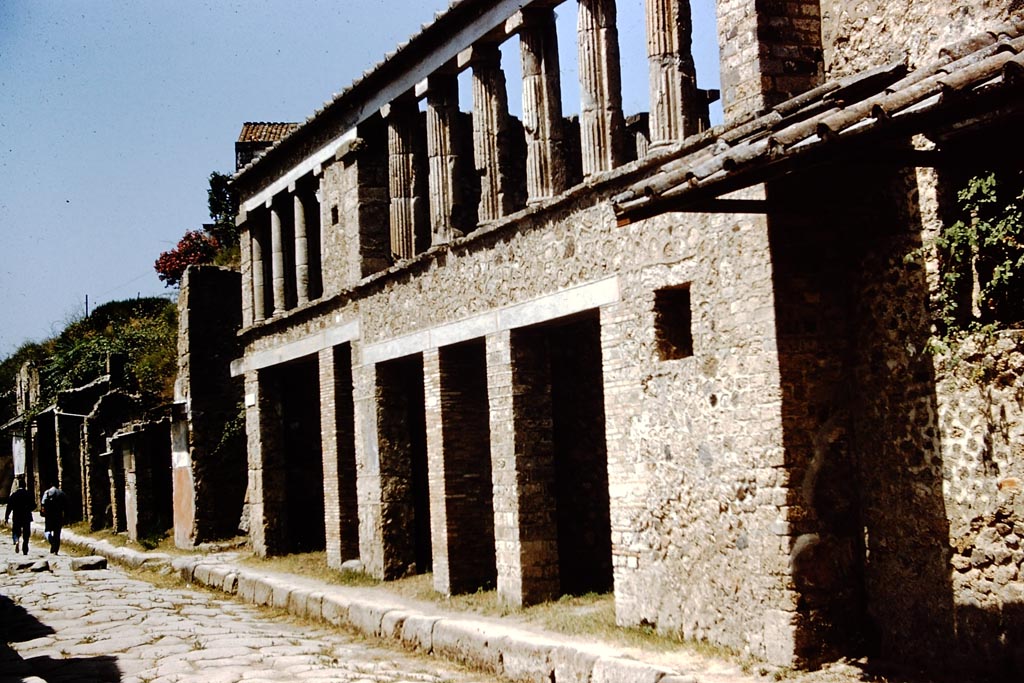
[293,189,309,305]
[250,220,266,323]
[520,7,566,202]
[578,0,626,175]
[470,44,515,222]
[387,98,424,261]
[269,199,286,315]
[425,73,465,245]
[646,0,701,144]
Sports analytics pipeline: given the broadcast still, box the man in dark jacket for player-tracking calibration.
[4,475,33,555]
[41,482,68,555]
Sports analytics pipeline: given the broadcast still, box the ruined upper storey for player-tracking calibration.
[230,0,1022,331]
[233,0,733,329]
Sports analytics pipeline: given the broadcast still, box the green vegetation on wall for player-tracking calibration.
[934,170,1024,340]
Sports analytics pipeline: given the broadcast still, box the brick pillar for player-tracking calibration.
[246,370,287,556]
[250,219,267,323]
[487,330,559,607]
[423,349,450,591]
[470,44,516,222]
[387,98,427,260]
[425,344,497,596]
[293,188,309,305]
[646,0,702,143]
[717,0,823,122]
[321,345,359,569]
[426,73,469,245]
[578,0,626,175]
[520,7,567,203]
[353,360,386,577]
[244,371,267,555]
[269,199,286,315]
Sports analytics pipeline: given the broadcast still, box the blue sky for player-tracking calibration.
[0,0,719,358]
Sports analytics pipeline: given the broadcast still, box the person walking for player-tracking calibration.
[40,481,68,555]
[4,475,34,555]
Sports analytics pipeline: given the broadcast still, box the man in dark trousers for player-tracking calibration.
[4,475,33,555]
[40,482,68,555]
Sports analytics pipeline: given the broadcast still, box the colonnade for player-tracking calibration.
[241,0,706,325]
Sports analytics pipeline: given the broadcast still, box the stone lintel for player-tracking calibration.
[231,319,362,376]
[360,276,620,366]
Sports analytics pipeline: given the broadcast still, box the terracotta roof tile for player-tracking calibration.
[237,122,300,143]
[614,21,1024,223]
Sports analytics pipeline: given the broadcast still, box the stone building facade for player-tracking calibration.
[229,0,1024,675]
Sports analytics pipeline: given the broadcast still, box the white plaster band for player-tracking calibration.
[232,318,361,376]
[361,275,620,365]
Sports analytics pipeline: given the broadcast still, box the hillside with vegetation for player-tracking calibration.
[0,297,177,425]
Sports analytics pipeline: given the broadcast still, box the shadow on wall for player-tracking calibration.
[771,136,1024,677]
[767,156,956,671]
[0,593,122,681]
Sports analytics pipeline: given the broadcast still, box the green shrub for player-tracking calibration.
[935,170,1024,338]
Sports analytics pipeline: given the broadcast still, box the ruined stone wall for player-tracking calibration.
[937,332,1024,672]
[240,166,792,660]
[795,146,1024,677]
[821,0,1021,77]
[175,266,245,547]
[319,160,362,297]
[600,203,789,663]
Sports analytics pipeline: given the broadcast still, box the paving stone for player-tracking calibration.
[0,543,494,683]
[71,555,107,570]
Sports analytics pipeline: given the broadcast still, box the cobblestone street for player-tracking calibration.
[0,542,495,683]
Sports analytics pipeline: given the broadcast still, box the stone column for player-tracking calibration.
[293,187,309,305]
[470,44,515,222]
[425,73,465,245]
[269,198,286,315]
[250,219,267,323]
[238,213,254,327]
[520,7,567,202]
[646,0,701,143]
[387,98,425,261]
[487,329,559,607]
[578,0,626,175]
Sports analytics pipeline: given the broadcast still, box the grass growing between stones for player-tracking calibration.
[239,551,380,587]
[346,572,742,660]
[65,522,186,554]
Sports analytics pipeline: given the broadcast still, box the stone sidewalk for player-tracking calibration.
[2,535,497,682]
[35,526,870,683]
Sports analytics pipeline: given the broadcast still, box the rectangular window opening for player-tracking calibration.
[655,284,694,360]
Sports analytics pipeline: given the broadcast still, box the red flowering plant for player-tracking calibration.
[154,230,220,287]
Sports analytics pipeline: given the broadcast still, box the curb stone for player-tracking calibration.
[46,526,699,683]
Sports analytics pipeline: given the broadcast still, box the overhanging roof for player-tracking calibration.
[613,21,1024,224]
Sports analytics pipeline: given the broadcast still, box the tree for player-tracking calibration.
[154,170,239,288]
[154,230,220,288]
[206,171,239,248]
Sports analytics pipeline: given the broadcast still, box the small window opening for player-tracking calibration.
[331,205,340,224]
[655,285,694,360]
